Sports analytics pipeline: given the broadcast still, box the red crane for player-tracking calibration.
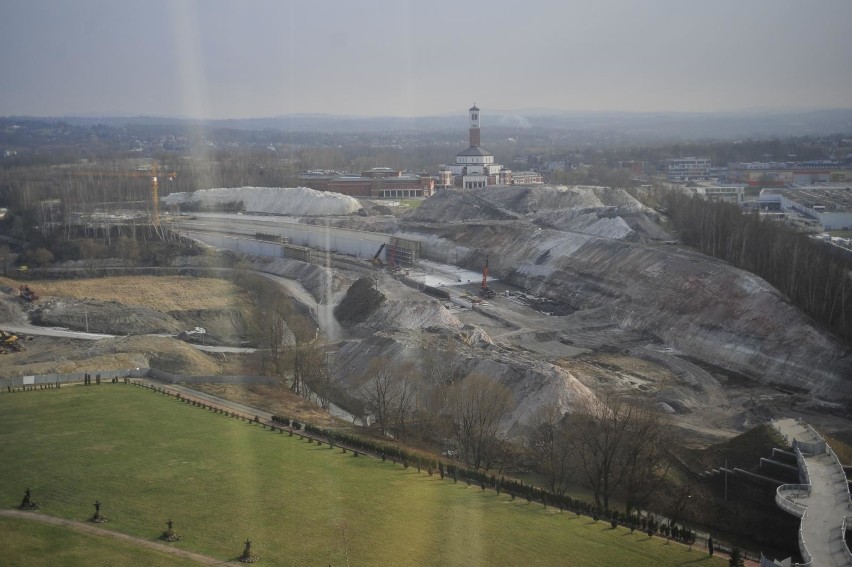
[480,256,495,298]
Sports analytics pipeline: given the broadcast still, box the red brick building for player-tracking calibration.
[299,167,434,198]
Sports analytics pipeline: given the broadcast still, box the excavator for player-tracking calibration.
[18,284,38,302]
[371,243,386,268]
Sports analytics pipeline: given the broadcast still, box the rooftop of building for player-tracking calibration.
[729,160,847,170]
[761,184,852,212]
[457,146,493,157]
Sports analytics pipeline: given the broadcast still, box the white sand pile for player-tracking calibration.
[163,186,362,216]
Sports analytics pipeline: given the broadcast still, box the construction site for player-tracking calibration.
[2,181,852,561]
[2,183,850,437]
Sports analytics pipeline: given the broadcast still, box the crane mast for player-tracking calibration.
[151,162,160,228]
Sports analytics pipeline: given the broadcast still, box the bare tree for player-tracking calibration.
[617,400,672,514]
[305,349,336,410]
[448,373,513,470]
[287,316,322,397]
[360,357,398,436]
[415,333,458,442]
[265,298,294,382]
[78,239,107,275]
[528,403,574,496]
[568,391,669,511]
[391,361,418,442]
[0,245,14,276]
[30,247,54,276]
[114,236,140,267]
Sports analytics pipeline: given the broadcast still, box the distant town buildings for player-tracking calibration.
[299,104,542,198]
[666,157,712,181]
[689,183,745,204]
[728,161,852,186]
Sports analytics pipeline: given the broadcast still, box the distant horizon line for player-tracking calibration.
[4,106,852,123]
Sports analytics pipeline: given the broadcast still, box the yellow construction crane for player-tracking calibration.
[150,162,161,228]
[69,162,176,229]
[145,162,176,229]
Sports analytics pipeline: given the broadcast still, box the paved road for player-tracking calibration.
[0,509,233,565]
[772,418,852,566]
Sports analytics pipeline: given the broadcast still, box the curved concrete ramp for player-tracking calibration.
[771,418,852,566]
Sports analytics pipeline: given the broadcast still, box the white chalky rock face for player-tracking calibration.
[162,186,362,216]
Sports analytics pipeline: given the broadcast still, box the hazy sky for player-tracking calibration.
[2,0,851,119]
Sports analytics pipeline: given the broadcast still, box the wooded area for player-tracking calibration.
[663,191,852,344]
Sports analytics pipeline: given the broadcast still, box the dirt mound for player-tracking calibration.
[84,336,221,375]
[31,298,184,335]
[407,185,665,243]
[334,278,386,325]
[408,185,647,224]
[9,276,254,312]
[406,188,521,223]
[332,330,596,436]
[368,298,462,332]
[0,335,219,377]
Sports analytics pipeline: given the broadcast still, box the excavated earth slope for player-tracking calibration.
[400,185,852,401]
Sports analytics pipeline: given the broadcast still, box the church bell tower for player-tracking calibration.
[469,103,480,148]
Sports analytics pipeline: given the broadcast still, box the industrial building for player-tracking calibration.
[666,157,712,181]
[690,183,745,204]
[728,161,852,186]
[758,184,852,230]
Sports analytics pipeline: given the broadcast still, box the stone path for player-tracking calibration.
[0,509,234,565]
[771,418,852,567]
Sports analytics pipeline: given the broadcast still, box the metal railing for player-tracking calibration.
[843,516,852,563]
[796,508,814,566]
[776,484,811,517]
[826,444,852,504]
[794,445,812,486]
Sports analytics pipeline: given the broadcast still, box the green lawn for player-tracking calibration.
[0,386,725,566]
[0,517,201,567]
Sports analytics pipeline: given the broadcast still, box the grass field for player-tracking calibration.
[0,276,253,311]
[0,386,726,566]
[0,517,202,567]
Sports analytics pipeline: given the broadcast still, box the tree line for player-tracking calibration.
[661,191,852,344]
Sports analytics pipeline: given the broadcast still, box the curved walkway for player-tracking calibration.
[772,418,852,566]
[0,508,233,565]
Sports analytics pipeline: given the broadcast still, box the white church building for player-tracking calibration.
[438,104,542,189]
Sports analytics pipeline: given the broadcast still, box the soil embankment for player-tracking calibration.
[399,185,852,403]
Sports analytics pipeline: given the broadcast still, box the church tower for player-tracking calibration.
[469,104,480,148]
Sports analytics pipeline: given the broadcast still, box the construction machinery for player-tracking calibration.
[18,284,38,302]
[480,256,496,299]
[0,329,24,353]
[371,243,386,268]
[147,162,177,230]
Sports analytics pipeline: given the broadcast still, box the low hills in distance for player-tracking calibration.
[5,108,852,141]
